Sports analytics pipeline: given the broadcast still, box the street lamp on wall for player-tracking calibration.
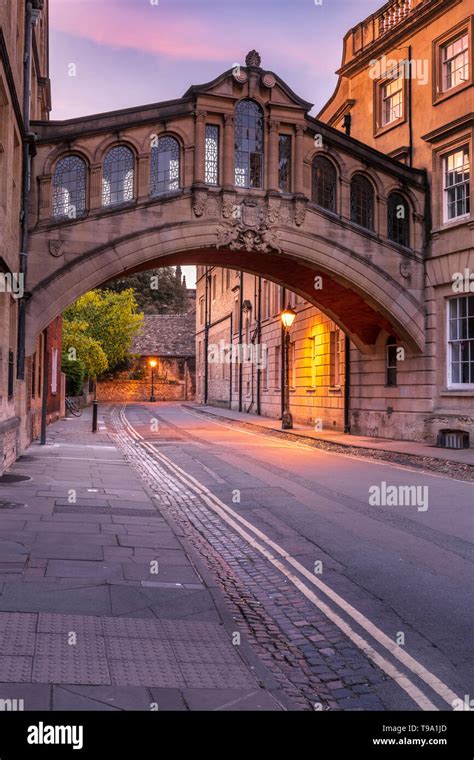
[149,358,157,402]
[280,304,296,430]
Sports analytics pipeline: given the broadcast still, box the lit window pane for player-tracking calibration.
[102,146,134,206]
[52,155,87,218]
[312,156,336,212]
[234,100,264,189]
[350,175,374,230]
[150,137,180,196]
[205,125,219,185]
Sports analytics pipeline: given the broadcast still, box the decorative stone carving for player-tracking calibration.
[400,260,411,280]
[216,197,282,254]
[206,194,220,218]
[49,239,65,258]
[245,50,262,68]
[192,186,208,217]
[293,195,308,227]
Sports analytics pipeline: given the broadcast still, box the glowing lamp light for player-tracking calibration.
[280,305,296,331]
[149,359,158,368]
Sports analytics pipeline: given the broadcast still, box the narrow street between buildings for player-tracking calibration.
[1,401,469,712]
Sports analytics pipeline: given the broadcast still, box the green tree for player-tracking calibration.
[61,319,108,394]
[62,290,143,383]
[105,266,189,315]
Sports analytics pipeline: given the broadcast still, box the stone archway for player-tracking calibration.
[25,191,424,357]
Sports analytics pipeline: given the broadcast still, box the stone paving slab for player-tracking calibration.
[0,610,261,691]
[0,683,51,710]
[38,613,104,635]
[179,662,254,689]
[108,659,185,688]
[32,657,111,686]
[0,410,287,710]
[105,637,175,662]
[52,685,153,711]
[0,656,33,682]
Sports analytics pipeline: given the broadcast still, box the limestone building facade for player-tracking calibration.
[0,0,62,474]
[196,0,473,445]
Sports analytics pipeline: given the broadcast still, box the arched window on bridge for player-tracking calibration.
[150,136,180,196]
[387,192,410,248]
[234,99,264,189]
[52,155,87,219]
[311,156,337,213]
[102,145,134,206]
[350,174,374,230]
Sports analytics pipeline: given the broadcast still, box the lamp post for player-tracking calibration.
[149,359,157,402]
[280,304,296,430]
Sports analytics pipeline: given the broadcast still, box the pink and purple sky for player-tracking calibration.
[49,0,383,285]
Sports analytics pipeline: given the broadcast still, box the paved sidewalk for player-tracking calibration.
[187,405,474,466]
[0,408,287,711]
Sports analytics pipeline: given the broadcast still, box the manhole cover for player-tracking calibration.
[0,501,27,509]
[0,473,32,484]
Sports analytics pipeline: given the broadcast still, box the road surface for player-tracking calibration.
[107,401,474,711]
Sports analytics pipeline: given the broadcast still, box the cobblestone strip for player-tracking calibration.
[188,407,474,482]
[108,408,388,711]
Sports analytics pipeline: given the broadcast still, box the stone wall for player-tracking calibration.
[96,380,189,403]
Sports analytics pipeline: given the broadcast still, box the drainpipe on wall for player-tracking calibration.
[39,327,48,445]
[228,313,233,409]
[344,334,351,434]
[238,272,243,412]
[204,268,210,405]
[280,287,286,419]
[17,1,39,380]
[256,276,262,416]
[408,45,413,168]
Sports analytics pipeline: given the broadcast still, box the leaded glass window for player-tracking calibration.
[278,135,291,192]
[205,125,219,185]
[234,100,264,189]
[150,137,180,196]
[350,174,374,230]
[52,155,87,219]
[312,156,336,212]
[388,193,409,247]
[102,146,134,206]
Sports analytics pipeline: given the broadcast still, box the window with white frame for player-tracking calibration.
[442,33,469,92]
[444,146,470,221]
[381,76,403,126]
[447,296,474,387]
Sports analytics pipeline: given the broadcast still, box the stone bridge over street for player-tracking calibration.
[25,51,427,356]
